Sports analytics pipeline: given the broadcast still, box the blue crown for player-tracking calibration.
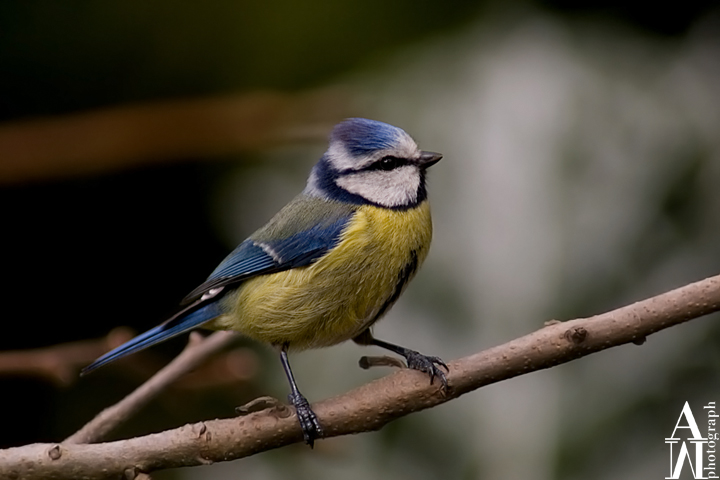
[330,118,405,156]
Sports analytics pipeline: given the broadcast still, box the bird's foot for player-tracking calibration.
[404,350,449,391]
[288,391,323,447]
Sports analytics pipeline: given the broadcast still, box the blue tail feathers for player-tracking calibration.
[81,301,224,375]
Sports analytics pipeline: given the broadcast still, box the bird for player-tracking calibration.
[83,117,446,447]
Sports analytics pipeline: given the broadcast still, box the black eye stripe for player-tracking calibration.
[335,156,411,175]
[368,156,407,171]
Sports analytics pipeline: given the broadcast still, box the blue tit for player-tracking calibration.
[83,117,445,447]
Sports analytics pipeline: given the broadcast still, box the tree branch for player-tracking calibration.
[65,331,240,445]
[2,274,719,480]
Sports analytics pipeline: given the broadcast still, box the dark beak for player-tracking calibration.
[417,151,443,168]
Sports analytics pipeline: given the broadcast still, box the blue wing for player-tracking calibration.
[180,203,355,304]
[83,195,356,374]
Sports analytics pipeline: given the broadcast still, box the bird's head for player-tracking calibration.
[304,118,442,209]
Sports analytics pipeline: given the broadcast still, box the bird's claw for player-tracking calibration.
[404,351,449,390]
[288,392,323,447]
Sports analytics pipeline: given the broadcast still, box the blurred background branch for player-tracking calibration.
[0,90,350,184]
[0,329,132,387]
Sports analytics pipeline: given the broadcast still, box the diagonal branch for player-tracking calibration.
[1,274,719,480]
[65,331,240,445]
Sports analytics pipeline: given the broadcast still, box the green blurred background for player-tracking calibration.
[1,1,719,479]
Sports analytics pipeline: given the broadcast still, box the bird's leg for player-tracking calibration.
[279,344,323,447]
[353,329,448,390]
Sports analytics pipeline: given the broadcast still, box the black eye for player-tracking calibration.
[375,156,403,171]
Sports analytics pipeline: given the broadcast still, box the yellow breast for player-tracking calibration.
[211,201,433,349]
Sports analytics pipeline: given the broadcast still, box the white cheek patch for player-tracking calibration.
[335,166,421,208]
